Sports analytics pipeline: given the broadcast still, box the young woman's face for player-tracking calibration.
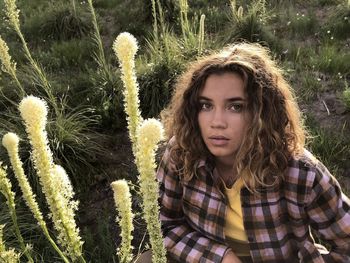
[198,72,250,166]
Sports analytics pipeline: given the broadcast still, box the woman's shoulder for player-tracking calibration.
[288,148,321,170]
[279,150,333,204]
[285,149,330,187]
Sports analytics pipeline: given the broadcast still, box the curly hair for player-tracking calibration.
[161,42,306,191]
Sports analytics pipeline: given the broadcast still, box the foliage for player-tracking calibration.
[287,11,318,39]
[86,0,125,130]
[325,3,350,39]
[0,0,349,262]
[299,70,323,101]
[81,212,117,262]
[306,115,350,176]
[49,38,94,69]
[22,3,92,42]
[226,0,272,42]
[312,44,350,74]
[0,0,107,193]
[138,58,184,118]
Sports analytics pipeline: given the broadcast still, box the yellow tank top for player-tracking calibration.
[224,178,250,256]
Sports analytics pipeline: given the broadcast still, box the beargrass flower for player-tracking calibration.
[198,14,205,54]
[52,165,76,202]
[0,36,16,76]
[237,6,244,18]
[18,96,84,262]
[2,132,70,263]
[113,32,142,154]
[3,0,20,31]
[135,119,166,263]
[111,180,134,263]
[2,132,44,224]
[0,224,20,263]
[0,36,24,97]
[50,165,81,260]
[0,164,34,262]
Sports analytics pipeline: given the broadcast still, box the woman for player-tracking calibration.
[157,43,350,262]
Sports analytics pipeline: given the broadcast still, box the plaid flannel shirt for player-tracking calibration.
[157,139,350,263]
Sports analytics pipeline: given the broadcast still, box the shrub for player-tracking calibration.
[138,59,184,118]
[22,3,92,42]
[225,0,273,42]
[49,38,94,69]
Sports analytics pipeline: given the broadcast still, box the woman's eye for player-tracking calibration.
[229,103,243,112]
[200,102,212,110]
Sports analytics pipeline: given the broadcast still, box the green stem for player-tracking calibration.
[13,74,26,99]
[13,25,59,115]
[8,67,26,99]
[41,225,70,263]
[87,0,107,68]
[0,90,18,107]
[151,0,158,41]
[7,197,34,263]
[72,0,77,17]
[78,255,87,263]
[155,0,170,63]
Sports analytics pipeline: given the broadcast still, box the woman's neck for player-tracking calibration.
[215,159,237,187]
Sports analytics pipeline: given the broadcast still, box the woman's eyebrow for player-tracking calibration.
[198,96,212,101]
[198,96,245,102]
[227,97,245,102]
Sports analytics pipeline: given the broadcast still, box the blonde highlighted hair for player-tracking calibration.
[161,42,306,191]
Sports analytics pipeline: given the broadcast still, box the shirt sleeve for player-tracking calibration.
[157,139,230,263]
[305,161,350,262]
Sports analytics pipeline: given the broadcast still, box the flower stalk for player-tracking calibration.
[18,96,85,262]
[0,36,24,98]
[113,32,142,155]
[114,32,166,262]
[111,180,134,263]
[4,0,58,114]
[0,164,34,263]
[179,0,190,40]
[135,119,166,263]
[2,132,69,263]
[151,0,158,42]
[3,0,20,32]
[87,0,107,68]
[198,14,206,55]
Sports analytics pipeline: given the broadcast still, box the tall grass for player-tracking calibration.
[312,44,350,74]
[306,115,350,177]
[86,0,122,129]
[1,0,107,191]
[226,0,271,42]
[177,0,206,55]
[149,0,171,63]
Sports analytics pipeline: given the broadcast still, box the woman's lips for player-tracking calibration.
[208,136,229,146]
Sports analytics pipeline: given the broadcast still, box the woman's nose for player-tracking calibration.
[210,109,227,128]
